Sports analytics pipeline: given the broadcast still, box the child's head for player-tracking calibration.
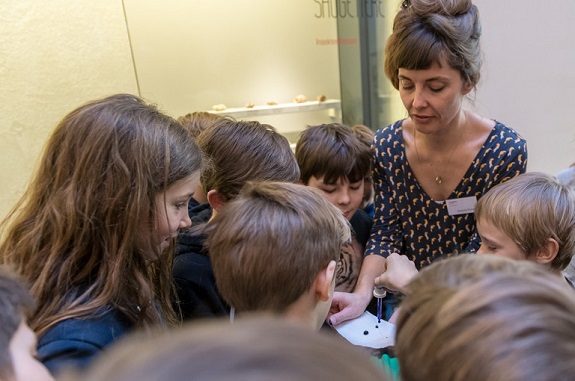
[396,255,575,381]
[68,316,386,381]
[196,119,300,211]
[207,182,351,330]
[0,267,53,381]
[1,94,203,333]
[295,123,372,220]
[475,172,575,271]
[177,111,223,139]
[351,124,375,209]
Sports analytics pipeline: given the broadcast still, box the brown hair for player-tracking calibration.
[475,172,575,271]
[177,111,224,139]
[384,0,482,90]
[196,119,300,201]
[396,255,575,381]
[296,123,372,185]
[207,182,350,313]
[0,266,35,378]
[0,94,203,335]
[65,315,387,381]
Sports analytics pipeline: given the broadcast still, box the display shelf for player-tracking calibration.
[208,99,341,118]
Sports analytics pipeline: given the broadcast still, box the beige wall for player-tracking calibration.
[472,0,575,174]
[0,1,138,219]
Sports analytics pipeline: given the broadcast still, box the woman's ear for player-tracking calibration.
[207,190,226,213]
[314,260,337,302]
[462,80,473,96]
[535,238,560,266]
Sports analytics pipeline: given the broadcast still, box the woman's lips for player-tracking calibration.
[412,114,433,124]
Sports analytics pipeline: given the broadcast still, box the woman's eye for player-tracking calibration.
[322,188,336,194]
[430,87,445,93]
[175,202,187,210]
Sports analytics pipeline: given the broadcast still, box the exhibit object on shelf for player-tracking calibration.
[212,104,227,111]
[294,94,307,103]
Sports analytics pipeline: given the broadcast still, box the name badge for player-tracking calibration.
[445,196,477,216]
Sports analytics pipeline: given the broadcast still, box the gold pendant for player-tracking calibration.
[435,176,442,184]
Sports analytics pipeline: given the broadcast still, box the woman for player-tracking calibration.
[0,94,203,374]
[329,0,527,325]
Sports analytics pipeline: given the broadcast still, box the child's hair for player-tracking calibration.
[207,181,350,312]
[196,119,300,201]
[384,0,482,89]
[475,172,575,271]
[351,124,375,150]
[0,94,203,335]
[396,255,575,381]
[295,123,372,185]
[0,266,35,379]
[65,316,387,381]
[177,111,224,139]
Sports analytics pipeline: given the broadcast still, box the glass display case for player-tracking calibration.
[122,0,404,143]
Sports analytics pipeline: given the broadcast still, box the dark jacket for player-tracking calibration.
[37,308,132,376]
[173,226,230,321]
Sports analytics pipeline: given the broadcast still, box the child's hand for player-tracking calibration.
[327,291,371,326]
[374,253,418,294]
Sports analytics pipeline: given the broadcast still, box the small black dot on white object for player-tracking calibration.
[363,330,369,335]
[375,325,379,328]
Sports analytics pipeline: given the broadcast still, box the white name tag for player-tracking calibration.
[445,196,477,216]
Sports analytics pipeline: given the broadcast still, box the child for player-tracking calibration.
[65,316,386,381]
[174,118,300,321]
[0,94,203,374]
[351,124,376,217]
[475,171,575,283]
[177,111,224,221]
[295,123,372,293]
[556,162,575,284]
[396,254,575,381]
[207,181,351,330]
[0,266,53,381]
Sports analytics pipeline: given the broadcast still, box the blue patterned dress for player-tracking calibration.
[367,120,527,269]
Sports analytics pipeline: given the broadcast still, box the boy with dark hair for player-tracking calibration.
[295,123,373,293]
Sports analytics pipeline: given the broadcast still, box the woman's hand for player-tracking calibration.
[374,253,418,294]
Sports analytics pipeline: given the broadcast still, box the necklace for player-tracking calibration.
[413,125,467,185]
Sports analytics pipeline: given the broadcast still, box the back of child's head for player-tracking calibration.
[196,119,299,201]
[0,266,35,379]
[396,255,575,381]
[475,172,575,271]
[66,316,387,381]
[351,124,375,150]
[295,123,372,185]
[177,111,224,139]
[207,181,350,313]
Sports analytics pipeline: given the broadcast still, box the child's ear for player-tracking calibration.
[314,260,337,302]
[535,238,560,266]
[207,190,226,212]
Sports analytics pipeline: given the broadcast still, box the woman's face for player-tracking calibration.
[398,59,472,134]
[153,173,200,253]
